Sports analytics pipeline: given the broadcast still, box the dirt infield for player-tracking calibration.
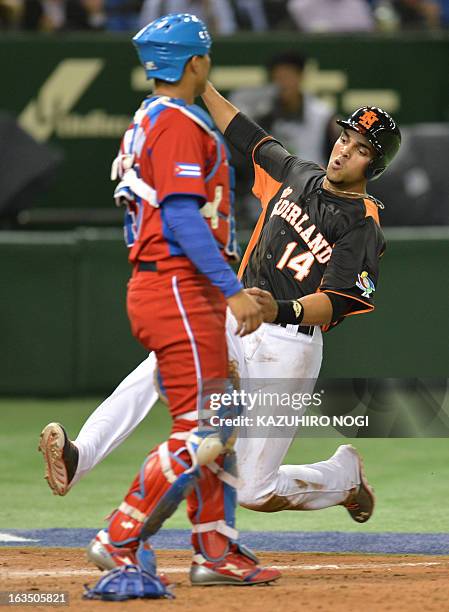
[1,548,449,612]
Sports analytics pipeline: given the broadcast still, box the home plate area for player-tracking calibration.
[1,530,449,611]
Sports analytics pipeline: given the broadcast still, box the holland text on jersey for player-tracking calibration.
[270,186,333,264]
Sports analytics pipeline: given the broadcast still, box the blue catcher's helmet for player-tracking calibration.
[133,13,212,83]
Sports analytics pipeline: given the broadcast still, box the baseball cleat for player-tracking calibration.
[87,529,138,571]
[190,546,281,586]
[87,531,170,587]
[340,444,375,523]
[38,422,79,496]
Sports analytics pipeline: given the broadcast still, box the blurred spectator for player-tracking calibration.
[439,0,449,25]
[73,0,107,29]
[21,0,65,30]
[21,0,107,31]
[262,52,339,163]
[105,0,141,31]
[0,0,22,29]
[391,0,441,28]
[139,0,237,34]
[263,0,293,29]
[232,0,268,31]
[287,0,375,32]
[6,0,449,30]
[372,0,446,29]
[232,52,338,166]
[229,52,339,225]
[373,1,401,31]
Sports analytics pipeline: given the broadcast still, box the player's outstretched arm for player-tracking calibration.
[203,81,281,167]
[201,81,240,134]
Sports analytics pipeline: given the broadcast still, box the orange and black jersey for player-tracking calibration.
[224,113,386,329]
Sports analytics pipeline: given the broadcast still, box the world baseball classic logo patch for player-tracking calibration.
[174,162,202,178]
[356,271,375,297]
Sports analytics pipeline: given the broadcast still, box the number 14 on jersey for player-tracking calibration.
[276,242,315,281]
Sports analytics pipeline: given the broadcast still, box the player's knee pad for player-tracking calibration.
[187,429,227,467]
[187,380,242,468]
[139,434,239,542]
[129,433,239,544]
[189,451,240,562]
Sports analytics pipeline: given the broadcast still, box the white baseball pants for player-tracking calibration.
[73,312,360,510]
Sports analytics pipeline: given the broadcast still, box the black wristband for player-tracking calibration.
[273,299,304,326]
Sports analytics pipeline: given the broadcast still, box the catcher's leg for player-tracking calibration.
[87,436,197,571]
[188,451,280,586]
[38,352,159,495]
[87,433,280,585]
[88,271,227,571]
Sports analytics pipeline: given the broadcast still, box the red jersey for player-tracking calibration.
[111,96,239,264]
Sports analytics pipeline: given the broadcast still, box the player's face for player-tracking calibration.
[271,65,303,102]
[326,129,375,188]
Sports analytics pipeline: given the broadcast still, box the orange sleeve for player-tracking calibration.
[364,198,380,225]
[237,207,269,279]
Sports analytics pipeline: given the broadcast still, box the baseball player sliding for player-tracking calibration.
[39,12,401,585]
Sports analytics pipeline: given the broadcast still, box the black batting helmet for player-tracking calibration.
[337,106,401,180]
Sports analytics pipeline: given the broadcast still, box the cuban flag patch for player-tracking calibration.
[175,162,202,178]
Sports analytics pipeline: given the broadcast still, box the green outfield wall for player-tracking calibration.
[0,229,447,395]
[1,33,449,215]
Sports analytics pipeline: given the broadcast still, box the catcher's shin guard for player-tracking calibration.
[108,439,197,548]
[187,453,282,586]
[188,451,239,562]
[108,421,241,570]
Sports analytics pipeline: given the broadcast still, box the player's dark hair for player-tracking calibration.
[267,52,307,75]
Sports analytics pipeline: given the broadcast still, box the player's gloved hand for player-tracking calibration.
[244,287,279,323]
[227,291,263,337]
